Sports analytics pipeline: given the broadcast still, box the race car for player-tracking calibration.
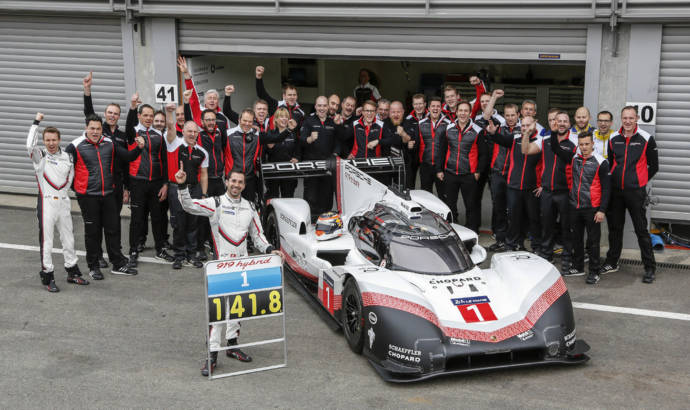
[260,157,589,382]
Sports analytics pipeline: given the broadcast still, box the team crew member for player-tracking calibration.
[442,77,486,121]
[67,114,142,279]
[328,94,341,117]
[225,109,262,203]
[474,92,506,235]
[538,112,577,267]
[418,97,450,200]
[386,101,416,163]
[551,130,610,284]
[438,101,487,232]
[82,71,129,269]
[262,107,299,199]
[337,95,358,157]
[485,91,543,253]
[174,169,283,376]
[178,56,231,129]
[572,106,595,134]
[125,93,173,266]
[299,96,342,218]
[255,65,305,129]
[519,99,544,133]
[222,85,271,133]
[593,110,614,158]
[354,68,381,106]
[27,113,88,292]
[403,94,428,189]
[602,106,659,283]
[163,104,209,269]
[376,99,390,121]
[349,100,393,159]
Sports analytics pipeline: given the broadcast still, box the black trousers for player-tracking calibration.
[444,172,480,232]
[571,207,601,274]
[265,179,297,200]
[419,162,445,202]
[405,151,419,189]
[304,175,333,220]
[506,187,541,251]
[77,194,127,269]
[473,168,490,231]
[242,174,258,204]
[605,188,656,271]
[168,184,201,260]
[198,177,225,252]
[129,179,166,254]
[489,172,508,243]
[540,189,572,261]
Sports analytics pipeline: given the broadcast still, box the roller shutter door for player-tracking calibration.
[177,18,587,62]
[652,25,690,221]
[0,14,126,193]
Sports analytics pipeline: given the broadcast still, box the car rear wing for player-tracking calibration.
[260,156,405,180]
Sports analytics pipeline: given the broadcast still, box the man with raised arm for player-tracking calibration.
[177,56,231,129]
[255,65,305,129]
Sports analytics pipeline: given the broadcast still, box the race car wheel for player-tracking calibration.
[342,279,365,354]
[265,211,281,250]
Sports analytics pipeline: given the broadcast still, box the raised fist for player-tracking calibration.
[130,92,141,109]
[224,85,235,96]
[83,71,93,89]
[35,112,44,122]
[135,136,146,149]
[183,89,193,103]
[255,66,265,79]
[165,103,176,112]
[492,89,504,99]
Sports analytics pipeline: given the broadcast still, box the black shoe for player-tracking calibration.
[46,279,60,292]
[563,267,586,277]
[155,249,175,262]
[190,257,203,268]
[196,250,208,262]
[66,265,89,285]
[226,338,253,362]
[111,264,138,276]
[98,256,109,268]
[201,352,218,377]
[561,260,572,272]
[40,271,59,292]
[642,270,656,284]
[172,259,183,270]
[163,240,173,251]
[586,272,600,284]
[600,263,619,275]
[488,242,506,252]
[89,267,104,280]
[129,252,139,267]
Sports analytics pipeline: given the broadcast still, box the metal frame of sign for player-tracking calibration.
[203,254,287,380]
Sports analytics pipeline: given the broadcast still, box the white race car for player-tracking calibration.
[261,157,589,382]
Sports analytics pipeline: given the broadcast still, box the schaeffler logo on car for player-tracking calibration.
[564,328,576,347]
[388,344,421,363]
[451,296,498,323]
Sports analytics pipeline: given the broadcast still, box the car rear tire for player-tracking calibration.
[265,211,281,251]
[342,279,365,354]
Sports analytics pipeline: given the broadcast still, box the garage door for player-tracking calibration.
[0,14,126,193]
[651,25,690,221]
[178,18,587,61]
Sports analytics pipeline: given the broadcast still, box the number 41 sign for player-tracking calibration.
[155,84,178,104]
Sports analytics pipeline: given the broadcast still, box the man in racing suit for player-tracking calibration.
[175,169,283,376]
[27,113,89,292]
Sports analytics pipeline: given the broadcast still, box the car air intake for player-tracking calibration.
[316,250,349,266]
[445,349,544,371]
[463,238,477,251]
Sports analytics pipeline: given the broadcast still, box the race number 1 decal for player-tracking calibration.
[320,273,335,314]
[451,296,498,323]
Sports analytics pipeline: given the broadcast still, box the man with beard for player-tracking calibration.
[178,56,231,129]
[255,65,305,131]
[328,94,341,117]
[337,95,358,157]
[385,101,415,170]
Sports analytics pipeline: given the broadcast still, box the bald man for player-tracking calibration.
[572,106,595,134]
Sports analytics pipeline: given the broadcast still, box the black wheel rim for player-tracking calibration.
[345,294,361,335]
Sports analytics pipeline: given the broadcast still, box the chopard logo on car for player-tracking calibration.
[280,214,297,229]
[388,344,421,363]
[429,276,481,285]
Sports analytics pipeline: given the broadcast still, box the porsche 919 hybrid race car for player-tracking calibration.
[260,157,589,382]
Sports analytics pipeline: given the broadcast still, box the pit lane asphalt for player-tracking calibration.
[0,207,688,409]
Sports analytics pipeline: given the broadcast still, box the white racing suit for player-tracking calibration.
[26,122,78,273]
[178,185,273,350]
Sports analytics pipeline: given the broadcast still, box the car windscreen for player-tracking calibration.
[386,233,473,275]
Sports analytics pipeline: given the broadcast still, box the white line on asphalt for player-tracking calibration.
[572,302,690,321]
[3,242,690,321]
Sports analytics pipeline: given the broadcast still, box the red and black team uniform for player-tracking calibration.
[438,119,487,232]
[350,118,392,159]
[442,79,487,121]
[417,115,451,201]
[255,77,306,132]
[125,109,168,260]
[185,77,231,129]
[488,127,543,252]
[604,126,659,279]
[224,125,261,203]
[336,113,359,158]
[402,110,426,189]
[551,137,610,277]
[67,132,141,272]
[474,111,505,237]
[298,115,341,218]
[222,95,271,133]
[484,119,515,248]
[166,137,209,264]
[539,130,577,263]
[261,126,299,199]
